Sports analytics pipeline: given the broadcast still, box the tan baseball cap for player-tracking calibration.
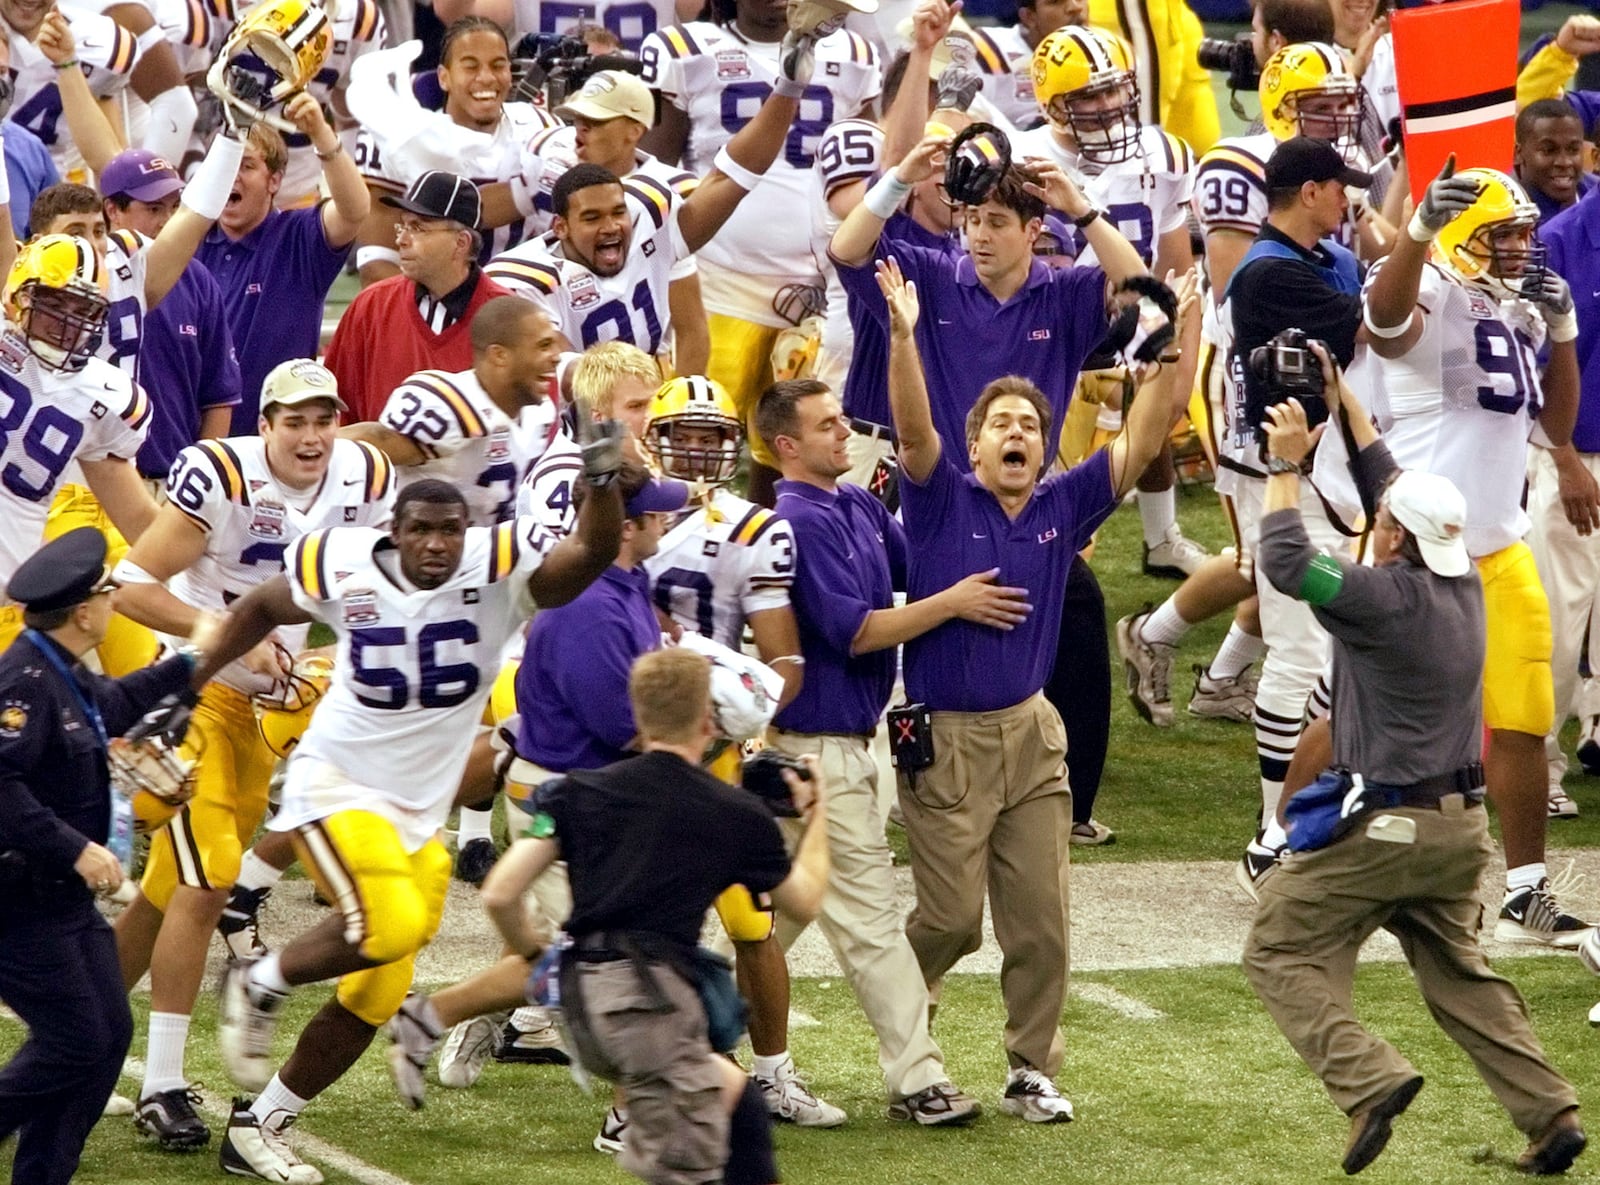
[260,358,349,412]
[556,71,655,129]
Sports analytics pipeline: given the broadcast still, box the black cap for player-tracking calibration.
[8,527,109,612]
[1265,137,1373,192]
[380,170,482,229]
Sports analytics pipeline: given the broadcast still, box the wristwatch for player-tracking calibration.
[1266,456,1302,476]
[1072,208,1102,230]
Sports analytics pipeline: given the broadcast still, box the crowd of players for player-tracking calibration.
[2,0,1600,1177]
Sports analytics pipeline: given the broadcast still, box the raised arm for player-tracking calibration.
[1022,159,1147,287]
[1365,155,1478,356]
[280,93,370,249]
[1107,269,1199,496]
[36,13,121,175]
[877,255,940,483]
[523,427,625,607]
[830,132,948,268]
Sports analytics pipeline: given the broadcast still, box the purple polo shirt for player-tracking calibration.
[837,240,1109,468]
[840,213,958,429]
[901,448,1116,712]
[772,478,906,735]
[194,204,351,434]
[136,262,241,479]
[1542,188,1600,453]
[516,564,661,772]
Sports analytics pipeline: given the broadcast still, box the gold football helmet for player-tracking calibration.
[253,650,335,758]
[1434,168,1543,297]
[207,0,333,133]
[4,235,109,371]
[1031,27,1141,163]
[646,375,742,486]
[1258,42,1362,145]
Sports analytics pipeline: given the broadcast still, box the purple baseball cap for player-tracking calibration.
[100,149,184,203]
[625,477,689,517]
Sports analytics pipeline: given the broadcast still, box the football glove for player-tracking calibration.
[580,418,625,488]
[1408,155,1480,241]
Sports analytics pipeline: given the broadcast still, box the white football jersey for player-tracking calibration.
[0,327,150,581]
[1365,261,1546,558]
[810,117,883,379]
[509,0,678,51]
[962,24,1040,130]
[102,229,151,379]
[6,3,139,181]
[485,182,688,355]
[280,517,554,847]
[1010,122,1193,267]
[356,102,563,264]
[641,21,880,319]
[516,429,582,536]
[379,367,560,527]
[163,436,396,693]
[516,123,698,271]
[151,0,215,76]
[1193,131,1274,350]
[642,487,793,649]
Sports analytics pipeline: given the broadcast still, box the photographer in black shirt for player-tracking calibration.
[482,647,830,1185]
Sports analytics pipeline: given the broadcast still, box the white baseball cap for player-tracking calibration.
[260,358,349,412]
[1385,470,1470,577]
[556,71,655,128]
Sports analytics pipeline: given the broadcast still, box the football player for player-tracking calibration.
[484,43,828,369]
[351,17,561,284]
[107,358,394,1153]
[478,69,711,376]
[638,0,882,485]
[0,236,158,654]
[1015,25,1206,581]
[1364,161,1589,947]
[520,340,661,536]
[197,466,622,1184]
[639,376,840,1129]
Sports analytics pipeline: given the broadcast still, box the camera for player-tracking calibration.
[1197,33,1260,95]
[740,750,811,818]
[1248,328,1327,403]
[510,31,644,108]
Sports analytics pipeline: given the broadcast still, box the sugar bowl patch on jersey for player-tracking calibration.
[379,367,559,527]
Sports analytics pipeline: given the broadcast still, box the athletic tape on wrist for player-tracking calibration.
[1549,311,1580,343]
[355,245,401,270]
[713,146,764,191]
[111,558,160,586]
[1363,306,1414,339]
[863,171,912,220]
[1406,210,1438,244]
[182,133,245,221]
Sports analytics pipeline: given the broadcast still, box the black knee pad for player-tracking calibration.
[724,1077,779,1185]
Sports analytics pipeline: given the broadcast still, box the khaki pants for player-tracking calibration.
[897,693,1072,1077]
[767,729,948,1101]
[1243,800,1577,1132]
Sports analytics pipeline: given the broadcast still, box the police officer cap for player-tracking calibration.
[8,527,109,612]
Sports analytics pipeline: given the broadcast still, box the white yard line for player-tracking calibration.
[1072,982,1167,1020]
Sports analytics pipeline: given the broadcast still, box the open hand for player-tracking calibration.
[874,256,921,337]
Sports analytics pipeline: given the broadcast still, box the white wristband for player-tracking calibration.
[111,557,160,586]
[772,75,805,99]
[1406,209,1438,244]
[182,132,245,222]
[1363,306,1415,339]
[863,171,912,220]
[355,245,401,270]
[509,175,537,220]
[1548,310,1580,343]
[713,146,765,192]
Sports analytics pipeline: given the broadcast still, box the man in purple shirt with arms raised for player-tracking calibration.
[877,256,1199,1124]
[754,377,1030,1129]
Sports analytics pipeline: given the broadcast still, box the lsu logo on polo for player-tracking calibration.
[1029,328,1051,341]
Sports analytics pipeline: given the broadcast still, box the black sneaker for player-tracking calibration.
[886,1081,981,1127]
[134,1085,210,1150]
[454,839,498,886]
[1236,841,1283,903]
[1495,878,1594,949]
[218,885,271,962]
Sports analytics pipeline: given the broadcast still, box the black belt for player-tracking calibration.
[1369,762,1486,809]
[773,726,875,741]
[849,416,893,441]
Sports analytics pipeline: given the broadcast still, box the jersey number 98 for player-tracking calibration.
[720,82,834,170]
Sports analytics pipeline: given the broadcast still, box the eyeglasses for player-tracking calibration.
[394,219,458,241]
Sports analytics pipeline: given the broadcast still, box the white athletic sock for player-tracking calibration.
[250,950,292,997]
[1139,486,1177,547]
[1507,863,1547,895]
[141,1012,191,1097]
[751,1051,789,1079]
[457,805,494,845]
[235,849,286,894]
[1139,597,1189,647]
[1207,624,1265,682]
[1259,817,1289,852]
[250,1075,309,1132]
